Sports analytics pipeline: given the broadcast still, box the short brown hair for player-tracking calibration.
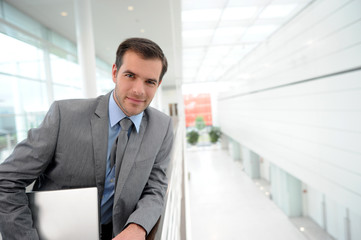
[115,38,168,81]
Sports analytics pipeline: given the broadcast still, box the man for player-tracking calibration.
[0,38,174,240]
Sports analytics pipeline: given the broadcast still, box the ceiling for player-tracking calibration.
[181,0,313,87]
[6,0,182,89]
[6,0,313,91]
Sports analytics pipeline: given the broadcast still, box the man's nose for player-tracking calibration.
[132,79,145,95]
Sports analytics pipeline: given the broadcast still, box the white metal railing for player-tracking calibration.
[152,120,191,240]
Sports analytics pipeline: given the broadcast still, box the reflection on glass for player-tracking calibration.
[96,68,113,95]
[0,3,112,163]
[3,1,44,39]
[53,85,81,101]
[17,78,48,112]
[48,31,77,54]
[0,74,47,162]
[0,33,45,79]
[50,53,81,87]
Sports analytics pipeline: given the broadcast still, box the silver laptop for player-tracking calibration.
[27,187,99,240]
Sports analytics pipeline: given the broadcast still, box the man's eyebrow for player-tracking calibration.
[122,69,136,75]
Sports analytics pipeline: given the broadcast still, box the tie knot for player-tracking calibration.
[119,118,133,132]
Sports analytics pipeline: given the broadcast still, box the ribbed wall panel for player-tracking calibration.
[218,0,361,224]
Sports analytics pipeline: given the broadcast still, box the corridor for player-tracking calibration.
[186,146,328,240]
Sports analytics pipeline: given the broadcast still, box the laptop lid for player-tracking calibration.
[27,187,99,240]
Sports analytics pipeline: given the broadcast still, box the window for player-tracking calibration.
[0,1,111,162]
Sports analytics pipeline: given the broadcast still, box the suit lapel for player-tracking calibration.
[114,112,148,201]
[91,93,111,199]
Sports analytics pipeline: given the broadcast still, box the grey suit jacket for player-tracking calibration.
[0,92,174,239]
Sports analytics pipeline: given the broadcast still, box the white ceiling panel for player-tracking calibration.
[259,4,298,18]
[4,0,314,91]
[212,27,246,45]
[181,0,313,91]
[221,6,259,20]
[182,9,222,22]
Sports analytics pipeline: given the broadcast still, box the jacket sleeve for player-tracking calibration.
[125,117,174,234]
[0,102,60,240]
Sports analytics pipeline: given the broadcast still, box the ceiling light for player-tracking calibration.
[128,6,134,11]
[183,29,214,38]
[140,29,145,33]
[60,12,68,17]
[246,25,278,35]
[197,66,214,81]
[222,7,259,20]
[183,68,198,78]
[242,25,278,42]
[212,27,246,44]
[182,29,214,47]
[260,4,297,18]
[222,55,240,65]
[183,38,212,48]
[239,74,251,80]
[300,227,305,232]
[183,48,206,61]
[182,9,222,22]
[206,46,231,58]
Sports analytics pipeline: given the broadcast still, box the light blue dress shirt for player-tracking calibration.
[100,91,143,224]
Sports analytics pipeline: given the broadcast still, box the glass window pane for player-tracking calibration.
[96,68,113,95]
[0,21,44,49]
[0,33,46,80]
[3,2,44,39]
[0,0,4,19]
[18,79,48,113]
[96,58,112,95]
[0,74,47,163]
[50,53,81,88]
[48,31,77,55]
[96,57,111,71]
[53,84,82,101]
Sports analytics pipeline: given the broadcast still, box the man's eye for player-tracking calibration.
[125,73,134,78]
[147,80,157,85]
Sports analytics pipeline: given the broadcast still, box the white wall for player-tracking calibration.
[349,210,361,240]
[159,87,178,115]
[305,185,325,228]
[326,197,347,240]
[218,0,361,238]
[259,157,270,181]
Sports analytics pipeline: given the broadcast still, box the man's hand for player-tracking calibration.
[113,223,146,240]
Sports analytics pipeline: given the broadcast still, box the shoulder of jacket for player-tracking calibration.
[145,106,171,121]
[53,94,107,113]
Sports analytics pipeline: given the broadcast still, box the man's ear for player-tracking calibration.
[158,79,162,86]
[112,64,118,83]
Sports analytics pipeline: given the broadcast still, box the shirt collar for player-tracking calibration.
[109,91,143,133]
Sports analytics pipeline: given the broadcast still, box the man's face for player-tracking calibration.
[112,51,162,116]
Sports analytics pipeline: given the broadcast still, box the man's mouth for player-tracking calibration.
[127,97,145,103]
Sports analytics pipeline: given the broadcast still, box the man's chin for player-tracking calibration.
[124,106,145,116]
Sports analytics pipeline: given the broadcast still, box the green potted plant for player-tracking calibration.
[208,127,221,144]
[187,130,199,145]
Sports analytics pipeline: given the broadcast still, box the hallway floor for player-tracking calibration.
[185,146,329,240]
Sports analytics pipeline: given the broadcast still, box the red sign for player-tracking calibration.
[183,93,213,127]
